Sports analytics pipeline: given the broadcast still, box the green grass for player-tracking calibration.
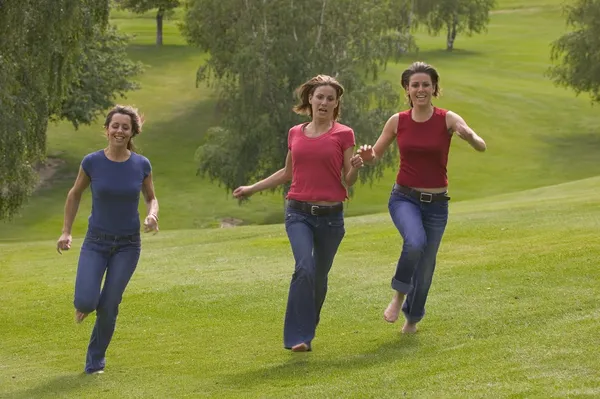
[2,0,599,241]
[1,177,599,398]
[2,2,599,396]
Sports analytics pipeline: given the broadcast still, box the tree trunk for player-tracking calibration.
[446,18,457,51]
[407,0,414,30]
[156,7,164,46]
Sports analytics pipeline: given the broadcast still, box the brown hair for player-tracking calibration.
[293,75,345,120]
[400,62,441,107]
[103,105,144,152]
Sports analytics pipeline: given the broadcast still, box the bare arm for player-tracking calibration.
[141,172,160,232]
[62,166,90,235]
[233,151,293,198]
[446,111,486,152]
[57,166,90,253]
[343,146,363,187]
[357,113,398,164]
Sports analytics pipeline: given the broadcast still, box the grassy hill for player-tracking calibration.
[2,1,600,396]
[1,0,599,244]
[1,176,599,398]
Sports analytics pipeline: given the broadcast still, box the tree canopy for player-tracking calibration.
[117,0,180,45]
[549,0,600,104]
[0,0,141,220]
[182,0,416,196]
[413,0,496,51]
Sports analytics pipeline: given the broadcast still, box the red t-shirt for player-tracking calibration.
[286,122,356,202]
[396,107,452,188]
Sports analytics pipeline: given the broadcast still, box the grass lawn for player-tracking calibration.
[1,1,599,396]
[1,177,599,398]
[1,0,599,242]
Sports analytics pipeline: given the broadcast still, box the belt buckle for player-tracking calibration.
[310,205,319,215]
[419,192,433,203]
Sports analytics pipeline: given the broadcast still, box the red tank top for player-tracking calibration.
[395,107,452,188]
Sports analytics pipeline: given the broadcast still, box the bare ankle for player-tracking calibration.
[392,291,405,303]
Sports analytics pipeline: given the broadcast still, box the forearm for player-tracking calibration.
[145,198,159,218]
[467,133,487,152]
[62,191,81,234]
[344,167,359,187]
[251,168,290,193]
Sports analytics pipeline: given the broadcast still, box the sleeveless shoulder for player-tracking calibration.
[396,110,411,136]
[434,107,448,117]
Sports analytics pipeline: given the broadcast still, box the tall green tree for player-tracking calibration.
[182,0,415,197]
[117,0,180,45]
[548,0,600,104]
[0,0,141,220]
[56,26,143,129]
[413,0,495,51]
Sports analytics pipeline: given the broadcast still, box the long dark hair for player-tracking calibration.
[103,105,144,152]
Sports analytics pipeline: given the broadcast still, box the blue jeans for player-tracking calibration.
[74,229,141,373]
[388,188,448,324]
[283,207,345,349]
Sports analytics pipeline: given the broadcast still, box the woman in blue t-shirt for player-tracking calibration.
[56,105,159,374]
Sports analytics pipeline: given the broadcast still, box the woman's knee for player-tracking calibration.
[74,296,98,314]
[403,235,427,255]
[293,258,316,280]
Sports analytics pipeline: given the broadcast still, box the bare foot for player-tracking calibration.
[401,321,418,334]
[291,343,310,352]
[75,310,88,324]
[383,292,404,323]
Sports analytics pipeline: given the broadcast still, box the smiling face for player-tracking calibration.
[105,113,134,149]
[309,85,339,121]
[407,72,435,107]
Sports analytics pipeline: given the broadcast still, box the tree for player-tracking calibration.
[182,0,416,197]
[0,0,141,220]
[548,0,600,104]
[56,26,143,129]
[413,0,495,51]
[117,0,180,45]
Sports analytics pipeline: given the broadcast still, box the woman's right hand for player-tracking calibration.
[233,185,255,199]
[57,233,72,254]
[357,144,376,164]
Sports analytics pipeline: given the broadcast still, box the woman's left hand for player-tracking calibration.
[144,214,159,233]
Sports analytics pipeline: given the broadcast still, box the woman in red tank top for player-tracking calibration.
[357,61,486,334]
[233,75,364,351]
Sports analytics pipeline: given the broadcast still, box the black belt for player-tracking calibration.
[87,231,140,241]
[287,199,343,216]
[393,184,450,203]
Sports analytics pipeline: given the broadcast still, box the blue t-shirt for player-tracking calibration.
[81,150,152,236]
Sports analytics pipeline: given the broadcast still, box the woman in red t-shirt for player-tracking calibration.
[358,62,486,333]
[233,75,364,352]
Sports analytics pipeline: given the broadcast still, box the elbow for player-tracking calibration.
[67,189,82,202]
[283,169,292,182]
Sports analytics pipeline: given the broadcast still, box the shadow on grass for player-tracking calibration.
[4,373,98,399]
[219,335,421,389]
[407,48,484,64]
[537,130,600,177]
[126,44,205,69]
